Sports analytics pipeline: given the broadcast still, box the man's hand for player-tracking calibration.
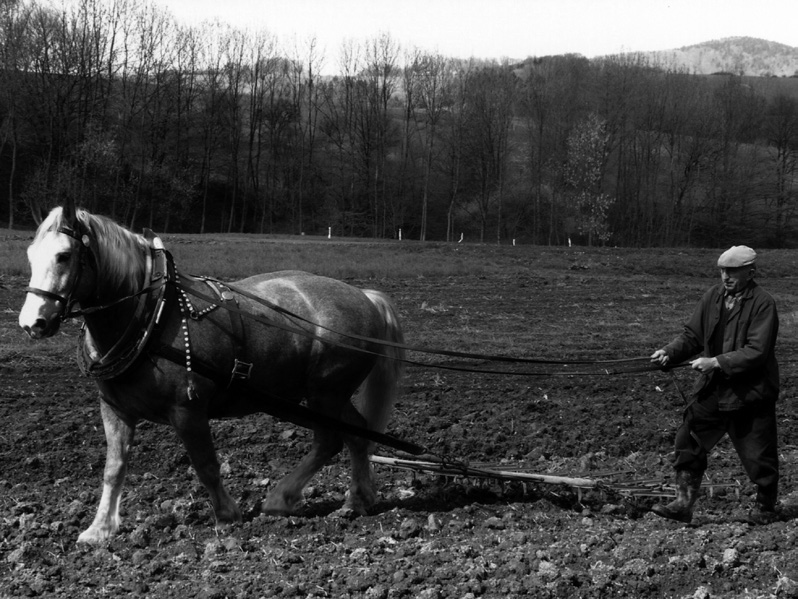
[690,357,719,373]
[650,349,669,366]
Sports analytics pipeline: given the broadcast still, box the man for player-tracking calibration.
[650,245,780,525]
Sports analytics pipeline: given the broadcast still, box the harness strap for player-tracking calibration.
[25,286,68,305]
[200,279,252,386]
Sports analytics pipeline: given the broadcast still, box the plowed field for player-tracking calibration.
[2,243,798,598]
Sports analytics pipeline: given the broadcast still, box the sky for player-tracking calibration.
[152,0,798,69]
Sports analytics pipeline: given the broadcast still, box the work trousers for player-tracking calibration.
[673,394,779,504]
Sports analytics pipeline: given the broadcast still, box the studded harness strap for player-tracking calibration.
[170,273,253,398]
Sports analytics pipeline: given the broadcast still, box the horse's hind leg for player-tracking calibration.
[78,401,136,544]
[341,403,378,515]
[170,406,241,524]
[262,399,377,516]
[262,426,343,515]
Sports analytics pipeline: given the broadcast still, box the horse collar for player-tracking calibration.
[77,235,171,380]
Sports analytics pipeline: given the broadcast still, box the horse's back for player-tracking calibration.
[235,270,378,328]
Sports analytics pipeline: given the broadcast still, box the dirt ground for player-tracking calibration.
[2,244,798,598]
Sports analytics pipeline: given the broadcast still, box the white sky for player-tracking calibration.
[152,0,798,69]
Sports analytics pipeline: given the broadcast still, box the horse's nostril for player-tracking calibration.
[20,317,52,339]
[24,319,48,338]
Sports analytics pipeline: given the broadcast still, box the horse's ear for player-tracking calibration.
[32,206,48,226]
[61,194,77,226]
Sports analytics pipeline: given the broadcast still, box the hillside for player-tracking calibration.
[638,36,798,77]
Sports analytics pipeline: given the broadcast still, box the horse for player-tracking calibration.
[18,204,406,544]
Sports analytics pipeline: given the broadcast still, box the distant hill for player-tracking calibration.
[632,37,798,77]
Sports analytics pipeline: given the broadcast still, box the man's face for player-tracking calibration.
[720,266,754,294]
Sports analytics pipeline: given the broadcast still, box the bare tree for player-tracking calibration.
[707,76,766,244]
[195,20,227,233]
[464,62,516,243]
[411,51,451,241]
[172,23,203,172]
[219,25,247,232]
[657,68,705,245]
[364,32,400,237]
[285,35,324,234]
[438,59,473,242]
[519,55,588,244]
[398,46,421,238]
[0,0,32,227]
[242,29,275,232]
[763,93,798,245]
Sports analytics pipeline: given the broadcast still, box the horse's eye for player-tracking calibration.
[56,252,72,264]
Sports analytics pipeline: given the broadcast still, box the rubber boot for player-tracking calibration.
[748,486,778,525]
[652,470,701,523]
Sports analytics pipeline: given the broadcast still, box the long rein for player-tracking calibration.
[178,280,688,378]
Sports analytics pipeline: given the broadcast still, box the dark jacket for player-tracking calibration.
[664,281,779,409]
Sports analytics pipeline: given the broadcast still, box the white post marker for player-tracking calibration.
[328,226,331,239]
[399,228,402,241]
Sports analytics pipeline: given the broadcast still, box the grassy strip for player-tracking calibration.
[5,226,798,280]
[6,227,798,278]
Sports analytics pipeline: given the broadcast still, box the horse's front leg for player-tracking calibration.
[78,400,137,544]
[170,406,241,524]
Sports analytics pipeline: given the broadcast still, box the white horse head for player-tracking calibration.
[19,204,146,338]
[19,206,89,338]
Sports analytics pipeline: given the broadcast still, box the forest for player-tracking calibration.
[1,0,798,247]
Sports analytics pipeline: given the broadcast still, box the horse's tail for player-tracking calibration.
[358,290,405,442]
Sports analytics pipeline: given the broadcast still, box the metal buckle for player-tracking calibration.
[230,359,253,383]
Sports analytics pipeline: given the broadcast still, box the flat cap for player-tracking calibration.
[718,245,756,268]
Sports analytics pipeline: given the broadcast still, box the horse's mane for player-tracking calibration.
[39,207,149,295]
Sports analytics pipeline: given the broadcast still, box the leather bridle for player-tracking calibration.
[25,222,94,322]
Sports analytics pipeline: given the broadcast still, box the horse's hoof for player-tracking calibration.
[262,489,303,515]
[77,527,113,545]
[332,506,358,520]
[260,499,293,516]
[261,507,291,516]
[215,507,243,524]
[343,490,374,516]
